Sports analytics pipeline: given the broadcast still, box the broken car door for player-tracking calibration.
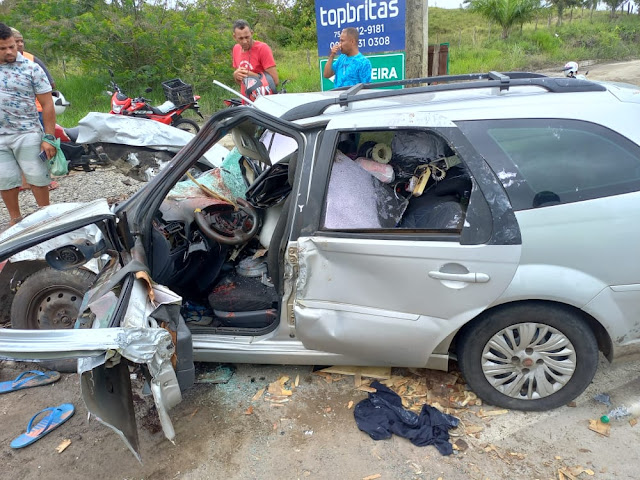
[0,199,182,460]
[291,112,523,367]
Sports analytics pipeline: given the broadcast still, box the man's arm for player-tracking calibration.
[36,92,57,159]
[323,43,341,79]
[233,67,248,84]
[231,45,246,85]
[323,56,336,79]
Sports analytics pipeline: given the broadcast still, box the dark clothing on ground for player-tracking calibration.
[354,380,459,455]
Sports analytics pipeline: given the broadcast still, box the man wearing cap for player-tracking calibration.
[0,23,56,226]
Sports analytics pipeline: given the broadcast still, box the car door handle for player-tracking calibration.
[428,271,490,283]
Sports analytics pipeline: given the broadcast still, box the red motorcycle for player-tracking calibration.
[107,70,203,134]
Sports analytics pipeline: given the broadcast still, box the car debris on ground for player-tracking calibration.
[238,365,512,455]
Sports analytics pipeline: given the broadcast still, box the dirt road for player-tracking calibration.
[540,59,640,84]
[1,60,640,480]
[1,355,640,480]
[581,59,640,83]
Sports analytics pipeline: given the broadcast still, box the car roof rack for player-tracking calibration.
[282,71,606,121]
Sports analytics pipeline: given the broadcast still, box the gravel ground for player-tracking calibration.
[0,165,145,232]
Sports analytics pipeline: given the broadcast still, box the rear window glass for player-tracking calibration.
[457,119,640,210]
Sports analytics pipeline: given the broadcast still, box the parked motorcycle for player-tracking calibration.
[107,70,203,134]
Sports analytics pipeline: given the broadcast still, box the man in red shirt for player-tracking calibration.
[231,19,279,95]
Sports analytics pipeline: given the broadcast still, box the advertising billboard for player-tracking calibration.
[315,0,406,56]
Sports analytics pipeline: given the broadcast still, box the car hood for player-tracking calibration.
[0,199,115,262]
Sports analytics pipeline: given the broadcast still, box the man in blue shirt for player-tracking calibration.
[323,27,372,88]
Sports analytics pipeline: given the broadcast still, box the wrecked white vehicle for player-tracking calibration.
[2,72,640,458]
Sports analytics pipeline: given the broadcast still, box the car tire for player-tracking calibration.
[11,267,96,330]
[456,303,599,411]
[173,118,199,134]
[10,267,96,373]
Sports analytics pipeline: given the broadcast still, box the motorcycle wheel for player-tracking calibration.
[173,118,200,134]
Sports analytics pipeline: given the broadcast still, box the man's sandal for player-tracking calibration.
[10,404,75,448]
[0,370,61,394]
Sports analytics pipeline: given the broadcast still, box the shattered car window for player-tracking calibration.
[321,129,472,232]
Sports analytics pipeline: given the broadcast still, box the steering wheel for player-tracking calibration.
[194,198,260,245]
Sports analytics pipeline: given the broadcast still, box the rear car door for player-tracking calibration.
[291,112,522,367]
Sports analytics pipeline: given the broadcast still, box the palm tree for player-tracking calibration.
[467,0,542,38]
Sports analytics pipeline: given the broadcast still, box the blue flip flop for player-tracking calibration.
[10,403,75,449]
[0,370,61,394]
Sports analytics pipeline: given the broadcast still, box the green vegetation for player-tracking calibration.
[467,0,541,38]
[431,7,640,74]
[2,0,640,125]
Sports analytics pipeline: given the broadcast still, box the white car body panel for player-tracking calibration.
[293,237,521,366]
[494,192,640,354]
[75,112,229,168]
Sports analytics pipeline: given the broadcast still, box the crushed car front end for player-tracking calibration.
[0,199,191,461]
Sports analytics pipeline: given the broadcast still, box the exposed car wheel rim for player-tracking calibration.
[33,286,84,329]
[481,322,577,401]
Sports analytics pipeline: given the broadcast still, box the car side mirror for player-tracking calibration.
[45,238,106,270]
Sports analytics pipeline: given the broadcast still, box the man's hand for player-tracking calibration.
[233,67,250,84]
[40,141,56,160]
[323,43,341,79]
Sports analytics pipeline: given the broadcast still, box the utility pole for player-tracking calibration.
[405,0,428,79]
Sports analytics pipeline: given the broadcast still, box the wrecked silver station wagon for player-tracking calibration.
[2,72,640,457]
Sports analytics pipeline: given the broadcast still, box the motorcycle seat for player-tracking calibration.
[64,127,80,143]
[153,100,176,115]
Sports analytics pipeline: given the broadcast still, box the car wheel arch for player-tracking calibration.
[452,300,612,410]
[450,300,612,362]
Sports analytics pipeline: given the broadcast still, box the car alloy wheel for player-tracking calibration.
[456,303,599,411]
[481,322,577,400]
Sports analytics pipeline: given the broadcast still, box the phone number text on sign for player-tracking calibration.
[344,24,387,35]
[330,36,391,49]
[330,24,390,49]
[331,34,391,50]
[316,0,406,55]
